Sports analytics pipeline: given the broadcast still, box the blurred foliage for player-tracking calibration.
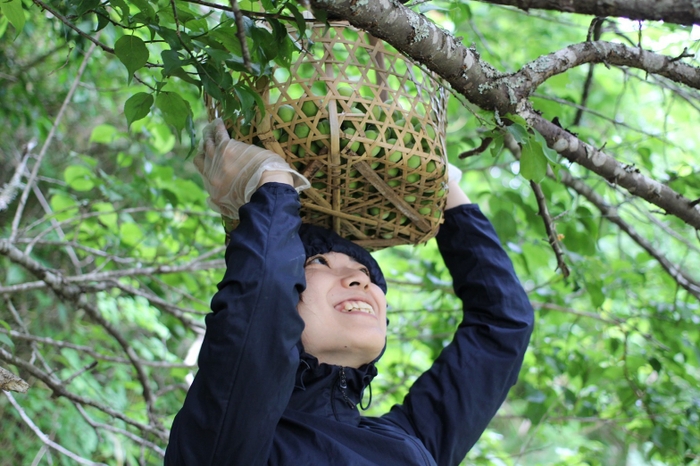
[1,0,699,465]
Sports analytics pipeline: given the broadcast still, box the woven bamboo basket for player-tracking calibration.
[207,22,449,250]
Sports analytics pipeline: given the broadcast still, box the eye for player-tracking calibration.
[359,267,370,277]
[305,255,328,267]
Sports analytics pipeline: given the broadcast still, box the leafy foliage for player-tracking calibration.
[1,0,699,465]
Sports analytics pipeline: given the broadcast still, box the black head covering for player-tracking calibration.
[298,224,387,294]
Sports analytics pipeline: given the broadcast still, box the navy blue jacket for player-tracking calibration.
[165,183,534,465]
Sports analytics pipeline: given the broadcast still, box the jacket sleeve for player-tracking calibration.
[381,204,534,466]
[164,183,307,466]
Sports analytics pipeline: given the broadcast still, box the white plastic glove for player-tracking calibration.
[447,162,463,184]
[194,118,310,219]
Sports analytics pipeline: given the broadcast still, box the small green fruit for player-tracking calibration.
[315,170,325,178]
[337,85,354,97]
[301,100,318,117]
[295,123,310,138]
[388,151,402,163]
[388,180,400,188]
[277,104,295,123]
[418,207,431,215]
[312,181,326,189]
[387,168,399,177]
[404,195,416,203]
[426,160,437,173]
[318,119,331,135]
[407,173,420,183]
[406,156,421,169]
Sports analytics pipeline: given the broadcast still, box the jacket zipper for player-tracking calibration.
[331,367,355,420]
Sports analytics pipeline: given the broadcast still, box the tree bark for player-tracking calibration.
[309,0,700,230]
[472,0,700,27]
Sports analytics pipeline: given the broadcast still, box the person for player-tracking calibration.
[164,119,534,465]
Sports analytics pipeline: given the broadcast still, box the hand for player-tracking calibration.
[194,119,310,219]
[445,163,471,209]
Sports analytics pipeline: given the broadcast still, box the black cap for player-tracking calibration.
[298,224,387,294]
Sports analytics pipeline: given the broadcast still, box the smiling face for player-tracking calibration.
[297,252,387,368]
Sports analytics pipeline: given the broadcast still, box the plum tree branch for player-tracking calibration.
[0,347,165,439]
[4,391,106,466]
[309,0,700,230]
[514,41,700,96]
[471,0,700,27]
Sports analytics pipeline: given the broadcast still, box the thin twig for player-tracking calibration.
[529,180,571,278]
[4,391,108,466]
[574,17,604,126]
[0,347,165,439]
[9,38,99,242]
[229,0,253,72]
[31,0,113,54]
[0,144,33,211]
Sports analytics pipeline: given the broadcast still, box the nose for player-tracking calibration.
[340,267,370,289]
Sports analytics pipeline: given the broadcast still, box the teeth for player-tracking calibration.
[341,301,374,315]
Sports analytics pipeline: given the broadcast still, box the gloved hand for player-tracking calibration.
[194,118,310,219]
[447,162,462,184]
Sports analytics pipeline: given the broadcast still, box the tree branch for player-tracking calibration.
[556,169,700,301]
[0,347,166,440]
[529,181,570,277]
[30,0,114,54]
[9,38,99,242]
[514,41,700,96]
[4,391,106,466]
[309,0,700,230]
[0,365,29,393]
[530,115,700,230]
[471,0,700,27]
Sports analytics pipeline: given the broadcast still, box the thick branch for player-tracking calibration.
[530,116,700,230]
[310,0,700,230]
[515,41,700,97]
[472,0,700,27]
[0,365,29,393]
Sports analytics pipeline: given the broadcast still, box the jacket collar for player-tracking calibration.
[288,348,378,423]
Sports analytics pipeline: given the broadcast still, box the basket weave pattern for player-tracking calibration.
[210,23,449,249]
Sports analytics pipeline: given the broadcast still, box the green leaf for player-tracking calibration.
[506,122,528,144]
[490,133,504,157]
[234,84,264,124]
[129,0,155,21]
[210,26,243,56]
[74,0,100,16]
[587,280,605,308]
[286,2,306,38]
[520,137,547,182]
[0,332,14,349]
[124,92,153,128]
[0,0,25,38]
[155,92,190,135]
[90,124,118,143]
[532,129,559,164]
[64,165,95,191]
[114,35,149,82]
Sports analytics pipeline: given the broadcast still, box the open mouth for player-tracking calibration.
[337,300,375,316]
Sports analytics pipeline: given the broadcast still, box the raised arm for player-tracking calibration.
[382,177,535,466]
[165,120,310,465]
